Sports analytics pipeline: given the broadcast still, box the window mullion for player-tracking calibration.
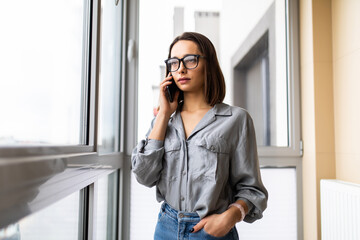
[88,0,101,150]
[80,0,92,146]
[87,183,98,240]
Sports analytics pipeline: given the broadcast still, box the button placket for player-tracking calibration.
[181,140,188,210]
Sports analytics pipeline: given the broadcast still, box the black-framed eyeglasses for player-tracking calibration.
[164,54,205,72]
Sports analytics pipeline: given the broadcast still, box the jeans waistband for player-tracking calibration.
[161,202,200,222]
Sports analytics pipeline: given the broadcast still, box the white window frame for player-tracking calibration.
[229,0,302,239]
[0,1,136,239]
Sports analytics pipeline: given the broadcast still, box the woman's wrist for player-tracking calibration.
[228,203,246,222]
[148,111,171,141]
[223,207,241,226]
[157,109,172,120]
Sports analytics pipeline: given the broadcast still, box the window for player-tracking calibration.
[98,0,123,153]
[133,0,302,239]
[10,191,81,240]
[96,171,119,240]
[0,1,85,145]
[237,168,298,239]
[0,0,132,239]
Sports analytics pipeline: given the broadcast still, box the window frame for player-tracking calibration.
[231,0,302,158]
[257,0,303,239]
[230,0,302,239]
[0,1,134,240]
[254,0,302,158]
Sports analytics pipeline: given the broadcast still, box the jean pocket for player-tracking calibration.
[157,208,166,223]
[201,227,234,240]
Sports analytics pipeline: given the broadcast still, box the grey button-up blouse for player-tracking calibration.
[131,103,268,223]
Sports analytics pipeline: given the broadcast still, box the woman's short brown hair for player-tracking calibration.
[167,32,226,106]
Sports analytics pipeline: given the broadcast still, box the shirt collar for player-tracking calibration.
[170,102,232,122]
[212,103,232,116]
[169,103,232,140]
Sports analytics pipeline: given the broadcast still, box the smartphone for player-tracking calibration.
[166,75,179,102]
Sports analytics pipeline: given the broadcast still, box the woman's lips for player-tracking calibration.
[178,77,190,84]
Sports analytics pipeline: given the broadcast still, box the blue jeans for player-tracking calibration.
[154,202,239,240]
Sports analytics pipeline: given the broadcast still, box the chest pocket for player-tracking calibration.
[162,140,181,180]
[191,136,230,178]
[157,139,181,198]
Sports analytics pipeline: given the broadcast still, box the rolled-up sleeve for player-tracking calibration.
[231,112,268,223]
[131,120,165,187]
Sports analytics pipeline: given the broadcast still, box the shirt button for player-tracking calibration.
[182,171,186,176]
[210,145,216,152]
[181,196,185,201]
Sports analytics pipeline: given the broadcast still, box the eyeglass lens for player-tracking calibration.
[166,55,198,72]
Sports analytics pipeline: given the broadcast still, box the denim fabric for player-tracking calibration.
[154,202,239,240]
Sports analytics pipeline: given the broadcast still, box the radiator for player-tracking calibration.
[320,180,360,240]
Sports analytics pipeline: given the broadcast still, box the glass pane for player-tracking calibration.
[130,173,162,239]
[230,0,288,147]
[236,168,297,239]
[98,0,122,153]
[0,191,81,240]
[96,171,118,240]
[0,1,85,145]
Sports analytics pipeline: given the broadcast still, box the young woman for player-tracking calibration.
[131,32,268,240]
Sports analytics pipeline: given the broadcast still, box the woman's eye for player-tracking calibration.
[185,58,196,63]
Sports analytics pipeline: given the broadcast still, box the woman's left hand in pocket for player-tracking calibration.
[191,212,236,237]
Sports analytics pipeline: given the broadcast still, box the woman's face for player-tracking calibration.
[170,40,206,94]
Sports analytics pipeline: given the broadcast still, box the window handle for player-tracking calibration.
[127,39,136,62]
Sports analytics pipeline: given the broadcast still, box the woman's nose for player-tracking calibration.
[177,60,187,73]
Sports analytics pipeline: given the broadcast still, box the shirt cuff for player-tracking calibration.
[143,138,164,151]
[238,198,254,214]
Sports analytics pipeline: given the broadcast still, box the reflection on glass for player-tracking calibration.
[16,191,80,240]
[96,171,118,240]
[0,223,21,240]
[0,1,84,145]
[231,1,288,147]
[98,0,122,153]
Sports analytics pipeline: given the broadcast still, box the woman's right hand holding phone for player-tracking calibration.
[148,74,179,141]
[158,74,179,118]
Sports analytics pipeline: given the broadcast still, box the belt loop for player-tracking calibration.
[161,202,166,212]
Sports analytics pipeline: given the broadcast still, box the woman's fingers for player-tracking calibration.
[191,218,206,233]
[160,77,174,93]
[156,73,179,114]
[159,82,172,99]
[160,80,173,89]
[160,74,173,85]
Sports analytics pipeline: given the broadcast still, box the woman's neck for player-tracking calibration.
[182,92,211,112]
